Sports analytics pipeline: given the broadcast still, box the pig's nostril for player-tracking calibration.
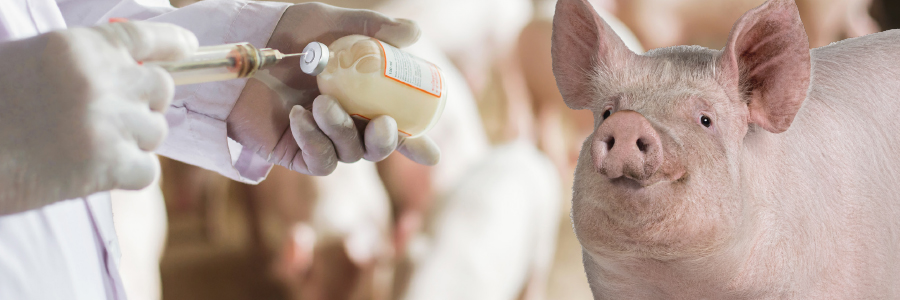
[636,138,648,153]
[605,137,615,151]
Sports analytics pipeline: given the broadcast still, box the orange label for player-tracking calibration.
[377,40,443,98]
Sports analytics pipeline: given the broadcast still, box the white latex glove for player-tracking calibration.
[0,21,198,215]
[227,3,440,176]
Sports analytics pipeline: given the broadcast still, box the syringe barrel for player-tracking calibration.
[149,42,262,86]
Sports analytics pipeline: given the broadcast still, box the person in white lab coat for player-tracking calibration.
[0,0,436,298]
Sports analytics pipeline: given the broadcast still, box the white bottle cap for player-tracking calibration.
[299,42,329,76]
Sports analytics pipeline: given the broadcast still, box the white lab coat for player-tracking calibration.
[0,0,290,299]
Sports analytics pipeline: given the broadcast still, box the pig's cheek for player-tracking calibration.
[570,153,616,248]
[656,137,687,183]
[679,151,743,240]
[570,173,609,250]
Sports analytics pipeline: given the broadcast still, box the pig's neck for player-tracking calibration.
[582,222,781,299]
[583,130,816,299]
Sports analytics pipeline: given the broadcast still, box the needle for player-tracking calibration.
[281,52,308,58]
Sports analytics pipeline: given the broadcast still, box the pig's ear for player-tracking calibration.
[552,0,635,110]
[719,0,811,133]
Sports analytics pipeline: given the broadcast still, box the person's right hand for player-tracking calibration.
[0,21,198,214]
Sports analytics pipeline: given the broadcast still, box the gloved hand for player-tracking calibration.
[0,21,198,214]
[227,3,440,176]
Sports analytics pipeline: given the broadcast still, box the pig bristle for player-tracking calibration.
[587,45,721,111]
[641,45,720,81]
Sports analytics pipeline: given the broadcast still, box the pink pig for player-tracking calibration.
[552,0,900,298]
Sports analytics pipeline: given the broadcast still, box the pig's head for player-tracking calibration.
[552,0,810,258]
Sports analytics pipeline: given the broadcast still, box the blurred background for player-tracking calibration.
[109,0,900,299]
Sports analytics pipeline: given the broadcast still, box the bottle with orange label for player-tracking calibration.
[299,35,448,138]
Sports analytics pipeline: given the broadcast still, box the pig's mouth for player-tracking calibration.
[608,167,686,189]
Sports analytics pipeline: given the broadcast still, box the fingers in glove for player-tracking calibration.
[123,65,174,112]
[269,128,302,167]
[397,135,440,166]
[362,115,398,162]
[111,143,159,190]
[121,107,168,151]
[311,95,364,163]
[336,9,421,47]
[289,106,338,176]
[97,21,198,62]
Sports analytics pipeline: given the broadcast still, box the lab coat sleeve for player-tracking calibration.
[58,0,290,184]
[150,0,289,184]
[55,0,176,26]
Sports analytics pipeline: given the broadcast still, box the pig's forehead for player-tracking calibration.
[587,46,723,109]
[610,48,720,96]
[615,88,715,118]
[637,46,719,84]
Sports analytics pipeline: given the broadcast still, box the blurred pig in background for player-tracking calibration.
[611,0,879,49]
[156,1,561,300]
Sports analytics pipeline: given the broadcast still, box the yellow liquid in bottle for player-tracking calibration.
[315,35,448,138]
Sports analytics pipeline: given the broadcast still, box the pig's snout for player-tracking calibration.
[591,111,663,182]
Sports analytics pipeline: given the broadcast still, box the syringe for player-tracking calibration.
[147,42,309,86]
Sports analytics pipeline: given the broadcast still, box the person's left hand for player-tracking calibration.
[226,3,439,176]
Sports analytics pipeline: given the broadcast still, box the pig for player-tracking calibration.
[400,142,560,300]
[247,161,393,300]
[552,0,900,298]
[378,34,562,300]
[612,0,879,49]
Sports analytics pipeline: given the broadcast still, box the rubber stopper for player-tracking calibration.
[299,42,329,76]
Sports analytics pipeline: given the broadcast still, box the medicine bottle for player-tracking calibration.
[300,35,448,138]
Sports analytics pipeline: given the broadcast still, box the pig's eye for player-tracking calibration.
[602,109,611,120]
[700,115,712,128]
